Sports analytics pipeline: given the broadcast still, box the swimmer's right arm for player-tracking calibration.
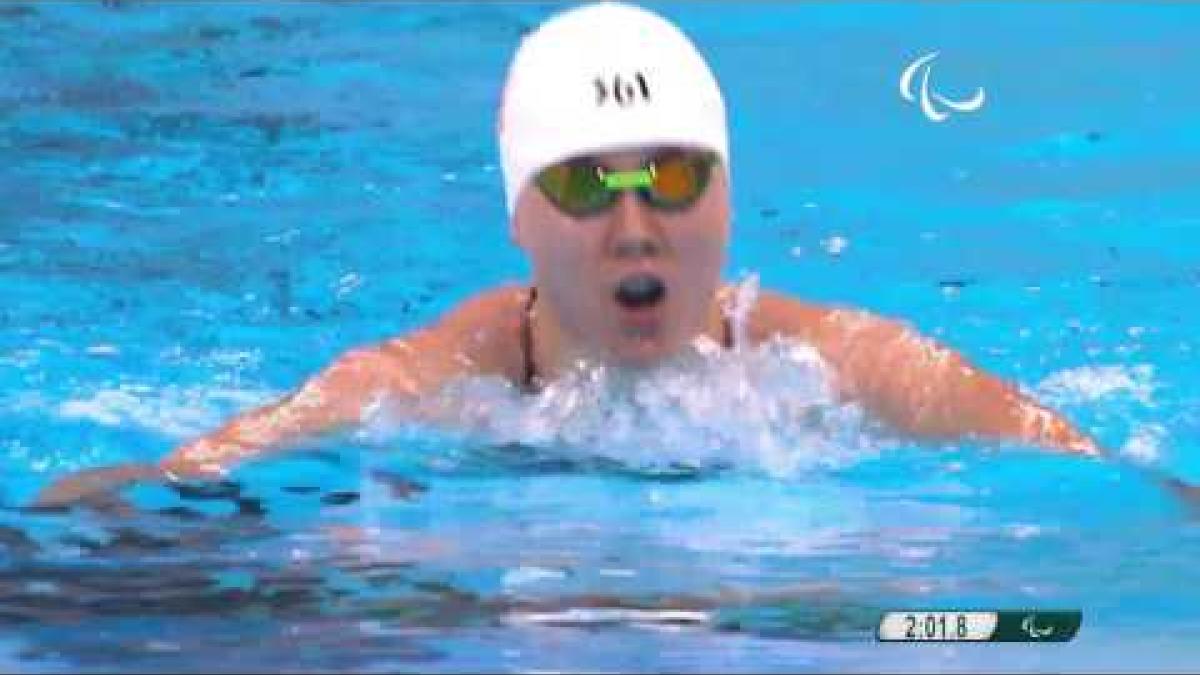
[33,344,426,507]
[35,287,525,505]
[159,343,426,478]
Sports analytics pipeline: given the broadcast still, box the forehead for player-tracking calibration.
[565,145,706,168]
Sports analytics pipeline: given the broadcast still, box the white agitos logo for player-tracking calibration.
[1021,614,1055,639]
[899,51,986,122]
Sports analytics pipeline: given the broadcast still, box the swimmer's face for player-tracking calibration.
[513,146,730,365]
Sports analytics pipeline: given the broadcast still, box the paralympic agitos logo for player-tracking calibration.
[899,51,985,122]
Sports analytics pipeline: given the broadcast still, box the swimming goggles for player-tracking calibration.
[534,149,718,217]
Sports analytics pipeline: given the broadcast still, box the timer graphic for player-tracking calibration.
[878,610,1082,642]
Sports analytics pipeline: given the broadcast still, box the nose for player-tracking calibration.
[607,191,663,260]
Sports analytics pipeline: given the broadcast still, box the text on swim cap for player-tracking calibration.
[594,72,651,106]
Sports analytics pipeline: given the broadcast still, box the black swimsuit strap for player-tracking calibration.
[520,285,735,392]
[521,286,539,391]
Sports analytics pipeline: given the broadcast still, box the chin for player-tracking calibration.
[609,336,682,366]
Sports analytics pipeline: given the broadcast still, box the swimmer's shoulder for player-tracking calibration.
[738,287,898,346]
[738,287,833,344]
[380,284,530,380]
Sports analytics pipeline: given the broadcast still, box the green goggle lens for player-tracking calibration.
[535,151,717,217]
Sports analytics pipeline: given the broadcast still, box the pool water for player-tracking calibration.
[2,2,1199,672]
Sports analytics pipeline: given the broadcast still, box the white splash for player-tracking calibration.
[502,566,568,588]
[1120,423,1164,464]
[57,384,274,439]
[1035,364,1156,406]
[821,235,849,257]
[1034,364,1163,463]
[85,343,120,357]
[366,335,884,479]
[505,607,710,627]
[333,272,364,299]
[722,272,760,351]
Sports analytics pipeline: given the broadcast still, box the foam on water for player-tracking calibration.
[1034,363,1164,463]
[28,319,1169,480]
[8,383,275,479]
[1119,423,1166,465]
[346,275,886,477]
[55,384,274,440]
[1035,363,1156,406]
[362,334,886,478]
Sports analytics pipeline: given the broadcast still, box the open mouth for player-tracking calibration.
[613,273,667,342]
[613,273,667,310]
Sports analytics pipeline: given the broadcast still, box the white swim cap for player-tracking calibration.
[497,2,729,217]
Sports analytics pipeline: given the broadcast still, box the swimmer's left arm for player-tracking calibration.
[754,292,1099,455]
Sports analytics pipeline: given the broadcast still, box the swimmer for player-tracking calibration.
[38,2,1130,507]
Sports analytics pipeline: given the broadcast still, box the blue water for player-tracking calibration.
[2,1,1199,672]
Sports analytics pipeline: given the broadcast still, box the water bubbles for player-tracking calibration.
[55,382,274,439]
[143,641,183,654]
[1006,523,1044,540]
[263,228,299,244]
[377,334,883,479]
[502,565,567,588]
[1036,364,1156,406]
[86,343,120,357]
[334,272,364,299]
[821,235,849,257]
[1120,424,1164,464]
[24,581,58,595]
[598,568,637,578]
[1035,364,1167,463]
